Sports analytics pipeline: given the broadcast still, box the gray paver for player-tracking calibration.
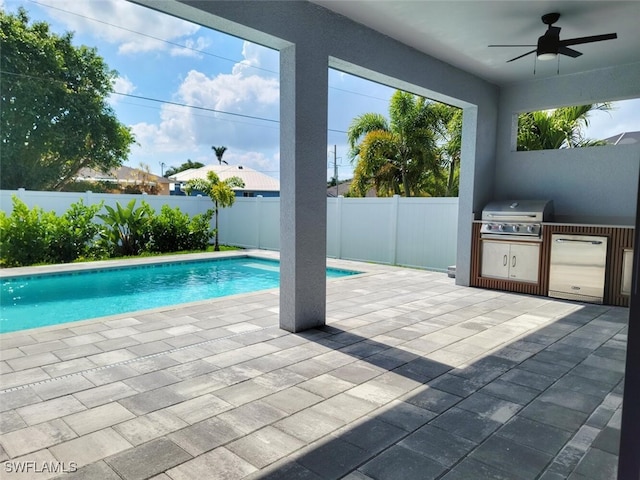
[400,424,476,468]
[496,416,572,456]
[168,416,246,456]
[429,407,502,443]
[360,444,446,480]
[0,257,628,480]
[469,427,554,479]
[105,438,192,480]
[227,426,306,468]
[297,437,371,479]
[51,461,121,480]
[49,428,133,468]
[166,446,257,480]
[0,418,77,457]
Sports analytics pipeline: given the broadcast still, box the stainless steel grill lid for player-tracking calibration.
[481,200,554,223]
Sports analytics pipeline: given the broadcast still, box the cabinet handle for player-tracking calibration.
[503,255,507,266]
[512,255,516,267]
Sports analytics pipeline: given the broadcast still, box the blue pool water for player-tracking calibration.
[0,257,359,333]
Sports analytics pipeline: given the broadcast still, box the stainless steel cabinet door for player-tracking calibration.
[481,241,510,279]
[509,243,540,283]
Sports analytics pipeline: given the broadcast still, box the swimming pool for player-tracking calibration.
[0,257,359,333]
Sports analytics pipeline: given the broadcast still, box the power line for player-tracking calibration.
[23,0,391,105]
[111,91,279,124]
[26,0,279,75]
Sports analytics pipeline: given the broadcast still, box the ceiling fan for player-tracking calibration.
[490,12,617,63]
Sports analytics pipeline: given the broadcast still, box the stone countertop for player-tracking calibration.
[545,215,635,229]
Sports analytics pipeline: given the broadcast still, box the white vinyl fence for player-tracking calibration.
[1,190,458,271]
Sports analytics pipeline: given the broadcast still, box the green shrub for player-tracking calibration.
[97,199,153,256]
[46,200,104,263]
[0,197,50,266]
[147,205,213,253]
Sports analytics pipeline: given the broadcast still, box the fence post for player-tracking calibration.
[256,195,263,249]
[390,194,400,265]
[336,196,343,259]
[17,188,25,200]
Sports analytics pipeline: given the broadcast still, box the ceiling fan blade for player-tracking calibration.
[558,46,582,58]
[561,33,617,47]
[506,49,537,63]
[489,44,536,47]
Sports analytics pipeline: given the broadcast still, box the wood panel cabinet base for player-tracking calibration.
[470,222,632,307]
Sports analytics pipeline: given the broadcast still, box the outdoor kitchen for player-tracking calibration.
[470,199,635,307]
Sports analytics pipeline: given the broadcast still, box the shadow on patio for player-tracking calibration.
[245,307,625,480]
[0,262,627,480]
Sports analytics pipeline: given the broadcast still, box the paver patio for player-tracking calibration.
[0,252,625,479]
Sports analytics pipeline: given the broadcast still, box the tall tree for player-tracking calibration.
[212,146,228,165]
[164,160,205,178]
[347,91,460,197]
[185,171,244,251]
[517,104,611,151]
[1,8,135,191]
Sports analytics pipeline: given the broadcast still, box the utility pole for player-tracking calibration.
[333,145,338,197]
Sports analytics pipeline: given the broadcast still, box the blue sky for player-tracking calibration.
[3,0,638,181]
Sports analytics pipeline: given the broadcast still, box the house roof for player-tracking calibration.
[75,166,170,185]
[170,164,280,192]
[603,131,640,146]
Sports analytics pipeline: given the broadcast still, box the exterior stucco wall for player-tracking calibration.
[495,63,640,219]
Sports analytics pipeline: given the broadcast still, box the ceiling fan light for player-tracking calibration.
[537,52,557,61]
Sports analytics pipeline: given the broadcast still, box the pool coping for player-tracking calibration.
[0,250,377,338]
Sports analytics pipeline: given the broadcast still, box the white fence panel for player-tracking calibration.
[0,189,211,217]
[218,197,280,250]
[1,190,459,271]
[337,197,397,264]
[395,197,458,271]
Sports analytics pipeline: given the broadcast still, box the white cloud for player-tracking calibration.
[169,36,212,58]
[33,0,200,55]
[108,75,136,106]
[130,40,279,156]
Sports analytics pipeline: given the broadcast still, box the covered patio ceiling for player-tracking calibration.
[312,0,640,86]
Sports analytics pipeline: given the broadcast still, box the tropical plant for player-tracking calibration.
[185,171,244,251]
[97,200,152,256]
[347,90,460,197]
[164,160,205,178]
[0,8,135,191]
[147,205,214,253]
[517,103,611,151]
[212,146,228,165]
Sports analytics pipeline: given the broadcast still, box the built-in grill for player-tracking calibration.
[480,200,554,242]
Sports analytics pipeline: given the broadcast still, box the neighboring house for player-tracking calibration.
[604,131,640,145]
[73,166,171,195]
[326,180,376,197]
[169,164,280,197]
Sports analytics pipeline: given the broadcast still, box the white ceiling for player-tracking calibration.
[311,1,640,86]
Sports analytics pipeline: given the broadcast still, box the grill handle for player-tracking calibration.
[555,238,604,245]
[486,213,537,218]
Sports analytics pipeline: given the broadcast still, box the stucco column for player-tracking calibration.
[279,43,328,332]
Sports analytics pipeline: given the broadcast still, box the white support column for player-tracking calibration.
[279,43,328,332]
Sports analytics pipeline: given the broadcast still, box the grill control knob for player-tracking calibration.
[498,224,506,231]
[527,225,535,233]
[512,225,520,232]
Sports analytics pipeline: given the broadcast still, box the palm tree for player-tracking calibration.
[347,90,459,197]
[184,171,244,251]
[212,146,228,165]
[517,103,611,151]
